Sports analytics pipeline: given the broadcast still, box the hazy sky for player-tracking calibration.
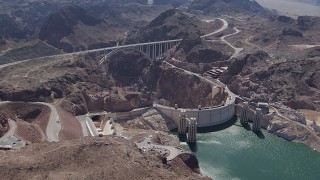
[256,0,320,17]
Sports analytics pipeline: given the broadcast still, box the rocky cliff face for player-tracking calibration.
[107,50,153,86]
[125,9,204,43]
[298,16,320,30]
[220,51,320,110]
[261,112,320,152]
[170,153,201,174]
[173,33,233,64]
[156,65,213,108]
[0,112,9,138]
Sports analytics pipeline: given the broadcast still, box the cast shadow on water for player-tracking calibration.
[188,142,198,152]
[234,123,251,131]
[196,116,238,133]
[172,116,237,135]
[174,116,239,152]
[253,130,265,139]
[234,123,265,139]
[177,134,198,152]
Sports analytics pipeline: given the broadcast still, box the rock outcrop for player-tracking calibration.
[220,51,320,110]
[0,112,9,138]
[107,50,153,86]
[39,5,114,52]
[170,153,201,174]
[125,9,204,43]
[298,16,320,30]
[156,66,212,108]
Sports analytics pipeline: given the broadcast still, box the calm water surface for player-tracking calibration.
[256,0,320,17]
[179,120,320,180]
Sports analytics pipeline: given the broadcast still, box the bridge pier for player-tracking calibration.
[178,110,187,134]
[158,43,161,56]
[146,45,150,56]
[153,44,156,60]
[187,117,197,143]
[252,108,262,132]
[240,102,249,124]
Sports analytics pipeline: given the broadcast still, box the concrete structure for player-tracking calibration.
[240,102,249,124]
[258,102,270,114]
[252,108,262,132]
[211,86,220,98]
[178,110,187,134]
[0,119,26,149]
[147,0,154,5]
[98,39,182,64]
[93,117,114,136]
[136,135,189,161]
[154,101,235,128]
[187,117,197,143]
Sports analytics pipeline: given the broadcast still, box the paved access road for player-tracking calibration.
[201,18,229,38]
[0,101,26,149]
[136,135,187,161]
[0,101,61,142]
[33,102,61,142]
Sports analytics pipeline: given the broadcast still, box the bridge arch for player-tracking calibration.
[98,40,182,65]
[99,47,152,65]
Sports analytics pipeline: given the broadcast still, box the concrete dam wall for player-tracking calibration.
[154,102,235,128]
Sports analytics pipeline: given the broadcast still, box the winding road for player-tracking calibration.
[34,102,61,142]
[0,119,16,142]
[201,18,229,38]
[221,27,243,59]
[0,101,61,143]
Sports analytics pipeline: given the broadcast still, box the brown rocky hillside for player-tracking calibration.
[220,51,320,110]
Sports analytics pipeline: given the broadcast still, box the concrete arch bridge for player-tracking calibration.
[97,39,182,65]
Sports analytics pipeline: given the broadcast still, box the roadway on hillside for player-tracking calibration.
[221,27,243,59]
[0,119,16,142]
[0,101,26,149]
[0,101,61,143]
[201,18,229,38]
[33,102,61,142]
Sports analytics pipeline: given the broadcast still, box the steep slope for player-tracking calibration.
[0,112,9,138]
[0,41,61,65]
[0,136,208,179]
[39,5,117,52]
[125,9,213,43]
[0,1,59,40]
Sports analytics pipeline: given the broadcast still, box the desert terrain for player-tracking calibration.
[0,0,320,179]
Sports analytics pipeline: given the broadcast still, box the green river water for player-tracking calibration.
[178,119,320,180]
